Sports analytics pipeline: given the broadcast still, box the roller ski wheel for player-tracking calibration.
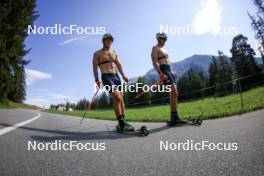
[192,119,202,126]
[140,126,149,136]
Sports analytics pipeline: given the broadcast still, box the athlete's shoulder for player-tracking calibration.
[110,49,118,58]
[152,45,159,52]
[93,49,102,57]
[110,48,117,54]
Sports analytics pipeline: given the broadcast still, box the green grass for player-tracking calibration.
[0,101,40,110]
[0,101,10,109]
[44,86,264,122]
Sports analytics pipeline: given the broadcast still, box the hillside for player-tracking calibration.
[0,101,40,110]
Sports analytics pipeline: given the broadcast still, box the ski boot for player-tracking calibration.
[167,112,187,126]
[116,118,135,132]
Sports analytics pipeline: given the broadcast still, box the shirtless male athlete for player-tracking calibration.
[93,33,134,131]
[151,33,185,125]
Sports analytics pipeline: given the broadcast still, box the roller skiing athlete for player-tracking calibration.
[92,33,135,132]
[151,33,202,126]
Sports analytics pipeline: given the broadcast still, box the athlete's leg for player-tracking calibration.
[112,90,123,117]
[119,91,125,116]
[166,72,185,124]
[112,75,126,118]
[164,71,178,112]
[169,83,178,112]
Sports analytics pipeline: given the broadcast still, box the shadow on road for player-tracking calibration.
[0,123,170,141]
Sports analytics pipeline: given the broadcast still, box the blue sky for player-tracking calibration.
[25,0,260,107]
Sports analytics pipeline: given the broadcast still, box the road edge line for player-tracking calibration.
[0,113,41,136]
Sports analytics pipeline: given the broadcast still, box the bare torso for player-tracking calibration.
[94,49,117,74]
[154,46,170,65]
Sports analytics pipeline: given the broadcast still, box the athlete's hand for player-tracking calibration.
[95,80,101,90]
[122,75,128,82]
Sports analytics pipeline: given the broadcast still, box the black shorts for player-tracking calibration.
[160,64,177,85]
[101,73,121,93]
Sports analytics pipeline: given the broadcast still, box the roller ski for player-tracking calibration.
[116,118,149,136]
[167,112,202,127]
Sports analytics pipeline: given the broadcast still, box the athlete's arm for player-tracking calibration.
[92,52,99,81]
[114,53,127,81]
[115,58,128,82]
[151,47,161,74]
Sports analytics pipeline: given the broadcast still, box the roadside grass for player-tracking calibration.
[44,86,264,122]
[0,101,10,109]
[0,101,40,110]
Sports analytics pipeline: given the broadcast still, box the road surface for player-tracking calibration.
[0,108,264,176]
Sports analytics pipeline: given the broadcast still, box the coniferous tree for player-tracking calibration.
[248,0,264,61]
[178,67,207,100]
[215,51,233,96]
[208,56,219,94]
[230,34,263,88]
[0,0,38,102]
[98,92,109,108]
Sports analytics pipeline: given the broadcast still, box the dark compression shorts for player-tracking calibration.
[101,73,121,93]
[160,64,177,85]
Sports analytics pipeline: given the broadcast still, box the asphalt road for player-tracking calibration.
[0,108,264,176]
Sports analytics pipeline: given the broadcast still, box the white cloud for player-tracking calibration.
[25,98,50,108]
[25,69,52,85]
[27,98,49,103]
[49,93,67,100]
[58,36,88,46]
[193,0,222,34]
[30,88,49,92]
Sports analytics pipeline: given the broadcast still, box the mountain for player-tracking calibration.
[143,54,263,85]
[144,55,212,84]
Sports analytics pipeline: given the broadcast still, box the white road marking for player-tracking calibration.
[0,113,41,136]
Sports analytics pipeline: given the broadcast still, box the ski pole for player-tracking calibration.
[80,89,100,124]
